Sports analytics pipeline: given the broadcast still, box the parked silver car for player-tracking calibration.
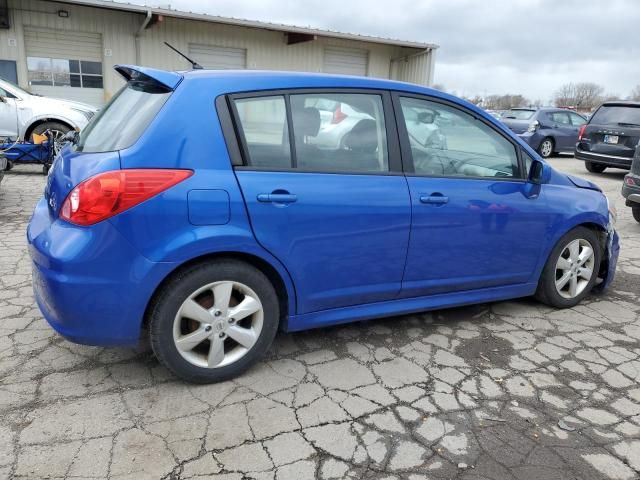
[0,77,97,150]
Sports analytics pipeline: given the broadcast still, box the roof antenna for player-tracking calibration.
[164,41,203,70]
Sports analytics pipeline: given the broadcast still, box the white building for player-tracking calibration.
[0,0,438,106]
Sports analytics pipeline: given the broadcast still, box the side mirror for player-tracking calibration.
[528,159,549,184]
[0,96,6,104]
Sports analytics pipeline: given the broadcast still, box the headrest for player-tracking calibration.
[343,119,378,153]
[295,107,321,138]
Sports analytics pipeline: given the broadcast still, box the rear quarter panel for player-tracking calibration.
[108,77,297,315]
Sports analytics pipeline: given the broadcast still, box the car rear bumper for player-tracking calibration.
[595,227,620,292]
[575,147,633,169]
[28,197,176,346]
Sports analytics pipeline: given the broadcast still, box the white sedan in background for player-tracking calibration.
[0,77,97,148]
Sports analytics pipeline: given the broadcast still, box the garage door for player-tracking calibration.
[323,47,368,76]
[24,27,104,106]
[188,44,246,70]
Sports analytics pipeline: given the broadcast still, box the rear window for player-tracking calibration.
[502,109,535,120]
[590,105,640,127]
[76,81,170,152]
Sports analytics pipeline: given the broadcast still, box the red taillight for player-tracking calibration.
[625,176,636,186]
[60,169,192,226]
[578,125,587,140]
[331,104,348,124]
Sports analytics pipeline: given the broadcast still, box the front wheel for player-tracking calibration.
[632,206,640,223]
[31,121,72,157]
[149,260,280,383]
[535,227,601,308]
[537,138,554,158]
[585,161,607,173]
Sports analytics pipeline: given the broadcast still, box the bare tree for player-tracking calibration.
[483,94,529,110]
[554,82,604,110]
[554,83,576,108]
[629,85,640,101]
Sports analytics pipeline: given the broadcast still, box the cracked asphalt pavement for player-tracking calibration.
[1,157,640,480]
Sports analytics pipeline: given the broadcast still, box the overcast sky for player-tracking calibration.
[131,0,639,103]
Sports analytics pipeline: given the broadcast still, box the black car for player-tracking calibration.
[575,101,640,173]
[622,147,640,222]
[0,154,6,187]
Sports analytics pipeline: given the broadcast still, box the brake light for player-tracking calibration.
[331,104,347,124]
[60,169,192,226]
[578,125,587,140]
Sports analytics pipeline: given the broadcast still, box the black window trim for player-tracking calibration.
[391,91,528,182]
[217,87,403,176]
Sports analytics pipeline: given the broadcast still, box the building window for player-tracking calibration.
[27,57,103,89]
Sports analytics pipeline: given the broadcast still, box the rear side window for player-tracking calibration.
[590,105,640,127]
[232,92,389,173]
[77,81,170,153]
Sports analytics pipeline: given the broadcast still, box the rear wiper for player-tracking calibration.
[617,122,640,127]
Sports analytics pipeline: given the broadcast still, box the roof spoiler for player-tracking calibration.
[114,65,183,90]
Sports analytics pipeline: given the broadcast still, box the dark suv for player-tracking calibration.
[622,147,640,222]
[575,101,640,173]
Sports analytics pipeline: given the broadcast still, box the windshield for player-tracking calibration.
[502,110,535,120]
[590,105,640,127]
[76,81,171,152]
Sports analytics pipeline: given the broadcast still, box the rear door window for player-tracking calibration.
[232,91,389,173]
[76,81,171,152]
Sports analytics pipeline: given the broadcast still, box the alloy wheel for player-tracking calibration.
[554,239,596,299]
[540,140,553,157]
[172,280,263,368]
[49,129,68,156]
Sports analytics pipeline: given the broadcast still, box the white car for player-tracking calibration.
[0,77,97,149]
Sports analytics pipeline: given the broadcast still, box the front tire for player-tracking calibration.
[632,206,640,223]
[30,121,72,156]
[585,161,606,173]
[535,227,601,308]
[537,138,554,158]
[149,260,280,383]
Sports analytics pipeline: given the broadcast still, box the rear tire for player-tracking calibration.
[149,259,279,383]
[585,161,606,173]
[535,227,601,308]
[632,206,640,223]
[537,138,554,158]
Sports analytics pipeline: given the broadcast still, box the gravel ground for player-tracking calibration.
[0,156,639,480]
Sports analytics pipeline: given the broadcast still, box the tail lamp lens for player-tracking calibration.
[578,125,587,140]
[59,169,192,226]
[331,104,347,124]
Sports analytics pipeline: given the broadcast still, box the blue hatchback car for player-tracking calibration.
[28,66,619,383]
[501,108,588,158]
